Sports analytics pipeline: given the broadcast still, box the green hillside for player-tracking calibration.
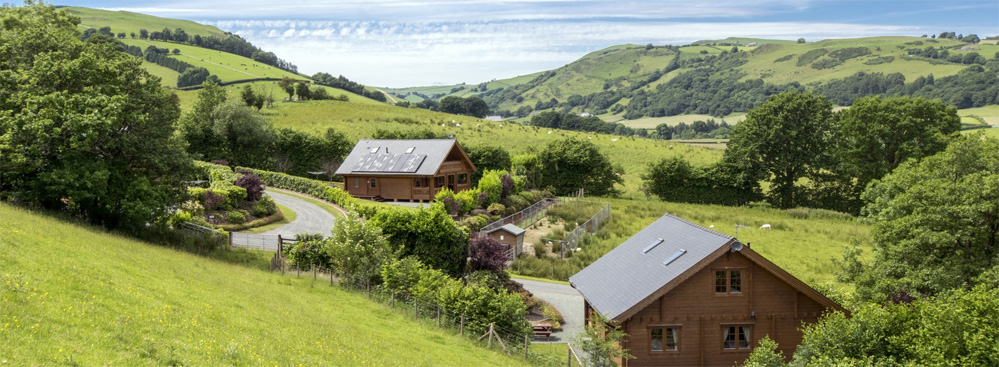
[173,80,383,112]
[69,7,226,38]
[260,100,723,196]
[122,39,304,85]
[387,36,997,129]
[0,203,527,366]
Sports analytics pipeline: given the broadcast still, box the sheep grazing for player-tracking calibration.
[760,224,772,230]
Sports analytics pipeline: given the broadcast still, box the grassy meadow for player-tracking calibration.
[70,7,226,38]
[261,100,724,196]
[121,39,304,83]
[0,203,528,366]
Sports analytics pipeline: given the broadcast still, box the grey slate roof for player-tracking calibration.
[488,223,526,236]
[568,213,740,320]
[335,139,458,176]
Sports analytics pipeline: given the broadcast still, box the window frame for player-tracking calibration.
[414,178,426,188]
[353,178,359,189]
[369,179,377,188]
[649,325,680,353]
[457,173,468,185]
[714,269,744,295]
[721,325,752,352]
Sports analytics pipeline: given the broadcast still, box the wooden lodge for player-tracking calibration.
[485,223,525,261]
[335,139,477,202]
[569,214,846,366]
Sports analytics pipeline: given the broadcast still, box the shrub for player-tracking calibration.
[204,190,225,210]
[469,237,508,273]
[210,159,229,166]
[458,215,490,232]
[454,188,481,213]
[235,167,355,209]
[168,210,193,227]
[251,195,277,217]
[180,200,205,216]
[235,173,265,201]
[225,210,246,224]
[486,203,505,214]
[534,244,547,257]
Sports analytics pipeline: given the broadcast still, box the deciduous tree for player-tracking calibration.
[536,138,623,196]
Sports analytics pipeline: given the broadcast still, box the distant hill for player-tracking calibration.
[387,36,998,127]
[67,6,225,38]
[0,203,528,365]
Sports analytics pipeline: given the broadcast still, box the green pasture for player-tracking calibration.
[171,80,381,112]
[70,7,225,38]
[959,105,999,126]
[602,112,746,129]
[692,37,799,46]
[262,100,724,196]
[121,39,304,83]
[0,203,527,366]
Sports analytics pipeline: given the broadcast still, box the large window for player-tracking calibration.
[722,326,751,350]
[434,176,445,187]
[414,178,427,188]
[715,270,743,294]
[457,173,468,185]
[650,327,678,352]
[353,178,359,188]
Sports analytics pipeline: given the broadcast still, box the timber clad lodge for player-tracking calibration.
[335,139,477,202]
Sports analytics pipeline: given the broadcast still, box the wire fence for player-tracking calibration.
[480,198,559,234]
[179,222,228,247]
[230,232,281,251]
[275,270,586,366]
[562,203,610,254]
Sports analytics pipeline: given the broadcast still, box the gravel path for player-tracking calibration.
[516,277,584,343]
[259,191,337,237]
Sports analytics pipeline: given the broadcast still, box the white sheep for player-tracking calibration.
[760,224,772,230]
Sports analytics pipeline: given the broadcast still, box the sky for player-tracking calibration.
[61,0,999,88]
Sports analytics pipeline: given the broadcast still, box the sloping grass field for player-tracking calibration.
[121,39,304,84]
[261,100,724,196]
[0,204,527,366]
[70,7,226,38]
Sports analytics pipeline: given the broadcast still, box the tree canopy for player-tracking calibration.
[853,134,999,301]
[0,3,191,229]
[536,138,622,196]
[723,90,834,208]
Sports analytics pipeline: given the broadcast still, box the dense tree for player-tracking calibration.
[278,77,295,100]
[0,3,192,229]
[177,67,210,87]
[272,127,351,177]
[464,145,511,185]
[439,96,490,118]
[536,138,622,196]
[324,213,392,284]
[370,205,469,278]
[210,100,275,168]
[138,28,148,39]
[723,91,834,208]
[641,157,759,206]
[836,96,960,207]
[179,82,228,160]
[852,134,999,301]
[294,81,311,101]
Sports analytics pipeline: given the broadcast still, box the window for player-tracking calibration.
[650,327,678,352]
[435,176,445,187]
[414,178,426,188]
[369,179,377,188]
[457,173,468,185]
[353,178,359,188]
[369,147,379,154]
[405,147,415,154]
[722,326,751,350]
[715,270,743,294]
[500,235,505,240]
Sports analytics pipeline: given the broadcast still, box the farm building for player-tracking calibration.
[569,214,845,366]
[335,139,477,202]
[485,223,525,261]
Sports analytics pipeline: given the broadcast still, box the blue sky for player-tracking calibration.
[61,0,998,87]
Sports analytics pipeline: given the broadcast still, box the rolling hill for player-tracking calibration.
[385,36,999,129]
[0,203,528,366]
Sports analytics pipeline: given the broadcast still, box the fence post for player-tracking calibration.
[391,291,396,308]
[488,323,494,348]
[278,234,283,255]
[460,314,465,336]
[436,306,441,328]
[567,344,571,367]
[524,335,529,359]
[414,301,419,319]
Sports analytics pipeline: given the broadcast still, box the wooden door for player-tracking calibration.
[368,178,380,197]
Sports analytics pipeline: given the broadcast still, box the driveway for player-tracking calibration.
[515,277,584,343]
[259,190,337,237]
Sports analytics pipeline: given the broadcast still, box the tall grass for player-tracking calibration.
[0,203,527,366]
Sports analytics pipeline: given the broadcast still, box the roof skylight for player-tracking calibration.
[642,238,664,254]
[369,147,379,154]
[662,249,687,266]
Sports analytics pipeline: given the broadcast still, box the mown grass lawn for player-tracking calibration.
[0,204,528,366]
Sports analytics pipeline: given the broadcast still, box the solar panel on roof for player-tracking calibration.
[350,153,427,173]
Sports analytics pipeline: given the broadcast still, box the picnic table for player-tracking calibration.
[532,321,553,340]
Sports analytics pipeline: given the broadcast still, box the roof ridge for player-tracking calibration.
[663,213,734,240]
